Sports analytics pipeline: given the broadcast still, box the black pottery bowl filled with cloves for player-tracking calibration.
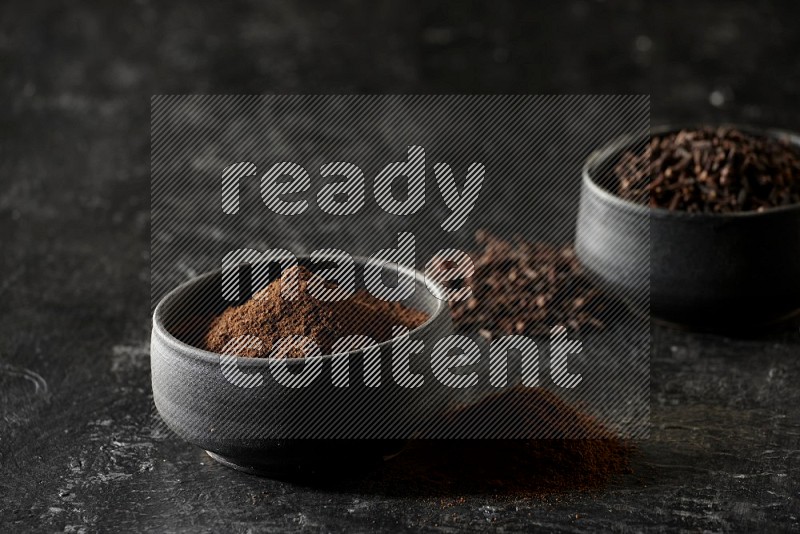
[576,125,800,331]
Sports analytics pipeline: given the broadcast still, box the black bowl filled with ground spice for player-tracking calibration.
[576,125,800,330]
[151,259,454,478]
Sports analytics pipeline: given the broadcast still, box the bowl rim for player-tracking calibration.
[583,123,800,220]
[152,256,451,366]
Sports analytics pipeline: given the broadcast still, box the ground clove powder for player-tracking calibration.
[204,266,429,357]
[362,386,634,498]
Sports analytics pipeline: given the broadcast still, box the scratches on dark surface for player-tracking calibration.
[0,362,49,397]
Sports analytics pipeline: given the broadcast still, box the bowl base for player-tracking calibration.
[204,440,404,480]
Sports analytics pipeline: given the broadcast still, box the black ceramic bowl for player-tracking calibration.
[151,258,454,478]
[576,125,800,330]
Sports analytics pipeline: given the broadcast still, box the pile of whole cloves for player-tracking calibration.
[616,127,800,213]
[450,231,611,338]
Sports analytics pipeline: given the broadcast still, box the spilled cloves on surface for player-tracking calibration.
[450,231,612,338]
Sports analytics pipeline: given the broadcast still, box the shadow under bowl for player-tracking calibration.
[576,125,800,331]
[151,258,453,478]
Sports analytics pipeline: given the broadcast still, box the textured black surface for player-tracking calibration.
[1,1,799,531]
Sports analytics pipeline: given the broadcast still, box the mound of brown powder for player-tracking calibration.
[362,387,634,498]
[204,266,429,357]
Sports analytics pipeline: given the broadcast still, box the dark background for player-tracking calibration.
[1,0,799,531]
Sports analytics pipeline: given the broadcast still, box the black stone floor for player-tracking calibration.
[1,1,799,531]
